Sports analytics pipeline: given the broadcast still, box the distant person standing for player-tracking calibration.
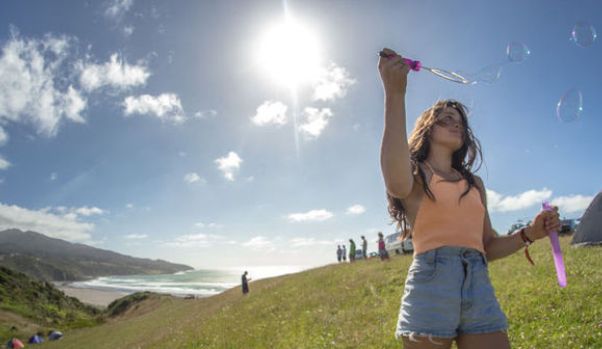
[241,271,251,295]
[336,245,343,262]
[342,245,347,261]
[361,235,368,259]
[378,232,389,261]
[349,239,356,262]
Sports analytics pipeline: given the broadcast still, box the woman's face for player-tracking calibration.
[430,106,465,150]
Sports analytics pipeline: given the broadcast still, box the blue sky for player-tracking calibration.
[0,0,600,269]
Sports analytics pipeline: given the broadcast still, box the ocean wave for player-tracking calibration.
[68,266,308,297]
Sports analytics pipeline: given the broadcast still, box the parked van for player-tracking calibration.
[385,232,414,255]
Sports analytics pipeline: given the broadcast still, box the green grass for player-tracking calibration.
[105,291,154,317]
[39,236,601,348]
[0,266,101,343]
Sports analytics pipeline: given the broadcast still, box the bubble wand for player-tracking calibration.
[379,51,473,84]
[543,201,567,288]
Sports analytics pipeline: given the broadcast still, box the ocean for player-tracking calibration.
[69,265,307,297]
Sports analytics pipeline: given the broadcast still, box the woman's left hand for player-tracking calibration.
[526,206,562,241]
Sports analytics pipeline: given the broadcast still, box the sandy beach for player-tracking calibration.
[57,285,130,308]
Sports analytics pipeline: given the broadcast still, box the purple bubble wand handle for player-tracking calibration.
[378,51,422,71]
[543,201,567,288]
[402,58,422,71]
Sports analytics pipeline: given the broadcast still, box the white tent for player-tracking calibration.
[572,192,602,246]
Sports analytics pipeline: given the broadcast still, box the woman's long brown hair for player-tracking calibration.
[387,100,483,240]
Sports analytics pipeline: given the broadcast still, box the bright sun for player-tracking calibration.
[255,18,323,89]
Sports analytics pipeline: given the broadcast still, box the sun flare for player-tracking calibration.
[255,18,323,88]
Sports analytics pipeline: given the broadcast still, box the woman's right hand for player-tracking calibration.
[378,48,410,97]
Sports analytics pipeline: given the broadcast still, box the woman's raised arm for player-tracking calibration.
[379,48,413,198]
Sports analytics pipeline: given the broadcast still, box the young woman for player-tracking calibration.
[378,48,561,349]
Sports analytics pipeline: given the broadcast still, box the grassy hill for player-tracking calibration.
[0,266,101,342]
[38,236,601,348]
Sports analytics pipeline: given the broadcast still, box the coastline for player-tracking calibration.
[56,283,130,308]
[52,266,309,307]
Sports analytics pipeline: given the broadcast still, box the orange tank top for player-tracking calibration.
[411,163,485,255]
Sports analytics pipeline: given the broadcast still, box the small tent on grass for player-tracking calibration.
[6,338,24,349]
[572,191,602,246]
[48,330,64,341]
[28,334,44,344]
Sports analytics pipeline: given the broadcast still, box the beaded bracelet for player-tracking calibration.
[519,227,535,265]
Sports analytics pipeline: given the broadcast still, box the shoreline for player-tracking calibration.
[52,266,311,308]
[57,284,130,308]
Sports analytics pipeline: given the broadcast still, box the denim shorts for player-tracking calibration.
[395,246,508,339]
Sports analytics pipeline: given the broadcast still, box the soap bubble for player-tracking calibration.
[556,89,583,122]
[571,21,597,47]
[473,63,503,84]
[506,42,531,62]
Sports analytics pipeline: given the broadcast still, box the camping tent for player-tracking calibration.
[48,330,64,341]
[6,338,24,349]
[28,334,44,344]
[572,192,602,246]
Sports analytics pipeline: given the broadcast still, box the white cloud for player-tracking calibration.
[105,0,134,20]
[164,233,210,247]
[551,195,594,214]
[123,93,185,123]
[251,101,288,126]
[0,32,87,137]
[215,151,242,181]
[50,172,58,181]
[126,203,134,209]
[123,25,135,37]
[63,86,87,123]
[0,156,10,170]
[242,236,275,250]
[164,233,229,248]
[195,222,223,229]
[312,62,356,102]
[42,205,105,219]
[346,204,366,215]
[299,107,333,138]
[0,126,8,146]
[79,53,150,92]
[73,206,105,217]
[289,237,335,247]
[184,172,205,184]
[194,110,218,119]
[288,209,333,222]
[124,233,148,239]
[0,202,94,241]
[486,188,553,212]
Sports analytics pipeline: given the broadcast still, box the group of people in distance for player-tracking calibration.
[336,232,389,263]
[242,232,392,296]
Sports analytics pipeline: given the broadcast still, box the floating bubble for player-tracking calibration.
[571,21,597,47]
[556,88,583,122]
[506,42,531,62]
[473,63,503,84]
